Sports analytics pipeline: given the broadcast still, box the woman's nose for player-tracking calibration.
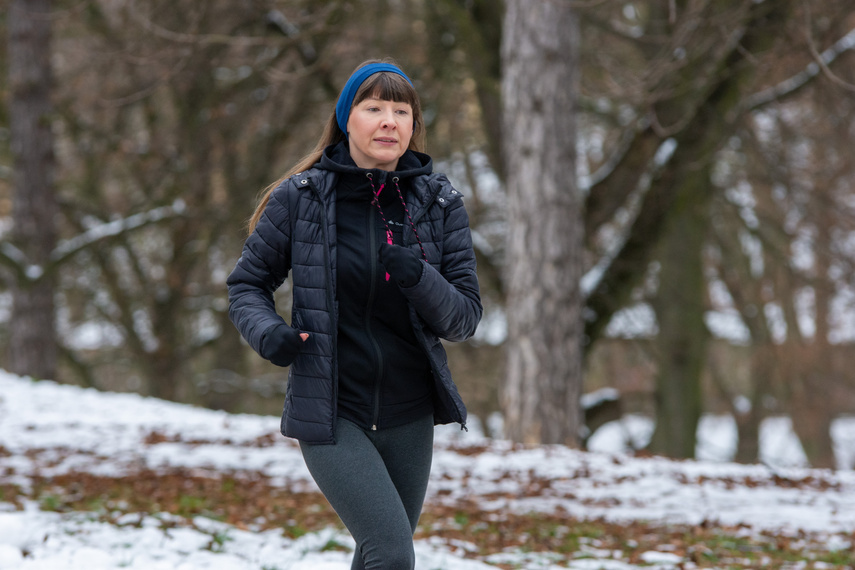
[380,110,397,129]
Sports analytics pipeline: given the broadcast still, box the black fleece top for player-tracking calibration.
[319,142,434,431]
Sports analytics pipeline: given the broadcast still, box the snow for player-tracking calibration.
[580,387,619,410]
[590,413,841,469]
[1,370,854,569]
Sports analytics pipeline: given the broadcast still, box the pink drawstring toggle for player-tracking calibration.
[384,228,393,281]
[374,183,392,281]
[368,175,427,282]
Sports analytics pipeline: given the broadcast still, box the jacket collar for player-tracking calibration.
[309,142,440,210]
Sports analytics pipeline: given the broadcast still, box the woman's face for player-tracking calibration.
[346,97,414,171]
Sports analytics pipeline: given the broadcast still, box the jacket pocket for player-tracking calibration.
[291,308,303,331]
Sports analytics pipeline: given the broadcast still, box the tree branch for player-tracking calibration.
[743,25,855,111]
[804,20,855,93]
[126,3,301,47]
[0,242,34,283]
[1,201,187,285]
[51,200,187,266]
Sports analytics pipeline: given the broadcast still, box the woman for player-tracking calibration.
[226,59,482,569]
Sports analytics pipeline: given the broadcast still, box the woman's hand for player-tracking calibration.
[378,243,423,287]
[260,324,309,367]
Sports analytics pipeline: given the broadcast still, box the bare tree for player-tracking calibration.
[35,0,479,405]
[575,0,855,460]
[501,0,583,445]
[711,75,855,467]
[48,0,335,400]
[5,0,58,379]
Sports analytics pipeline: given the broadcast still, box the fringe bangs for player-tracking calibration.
[355,72,419,108]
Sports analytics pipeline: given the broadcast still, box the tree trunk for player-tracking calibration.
[649,192,709,458]
[790,382,836,468]
[501,0,583,446]
[733,343,773,463]
[788,210,837,468]
[7,0,58,380]
[733,408,762,464]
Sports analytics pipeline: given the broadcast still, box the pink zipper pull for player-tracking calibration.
[384,229,393,281]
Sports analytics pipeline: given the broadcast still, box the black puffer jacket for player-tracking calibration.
[227,148,482,444]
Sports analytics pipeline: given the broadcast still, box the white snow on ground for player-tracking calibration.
[1,370,854,569]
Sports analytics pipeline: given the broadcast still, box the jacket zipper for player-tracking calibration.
[367,203,384,430]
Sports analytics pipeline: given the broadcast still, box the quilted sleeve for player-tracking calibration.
[400,195,483,342]
[226,182,294,354]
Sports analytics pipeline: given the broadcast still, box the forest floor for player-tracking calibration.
[1,371,854,569]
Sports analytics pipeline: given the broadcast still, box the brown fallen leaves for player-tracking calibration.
[25,469,339,537]
[3,433,853,568]
[2,466,849,569]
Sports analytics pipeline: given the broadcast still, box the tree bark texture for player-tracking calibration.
[501,0,583,446]
[7,0,58,380]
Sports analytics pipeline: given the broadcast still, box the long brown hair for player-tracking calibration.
[246,58,426,234]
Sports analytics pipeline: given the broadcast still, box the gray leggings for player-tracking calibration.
[299,415,434,570]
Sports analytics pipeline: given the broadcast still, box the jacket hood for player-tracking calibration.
[318,141,433,182]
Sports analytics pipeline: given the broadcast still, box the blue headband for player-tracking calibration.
[335,63,414,134]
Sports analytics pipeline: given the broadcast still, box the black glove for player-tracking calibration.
[378,243,423,287]
[260,324,305,367]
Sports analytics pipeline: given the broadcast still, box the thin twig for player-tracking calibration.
[803,2,855,93]
[98,54,192,108]
[126,2,288,47]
